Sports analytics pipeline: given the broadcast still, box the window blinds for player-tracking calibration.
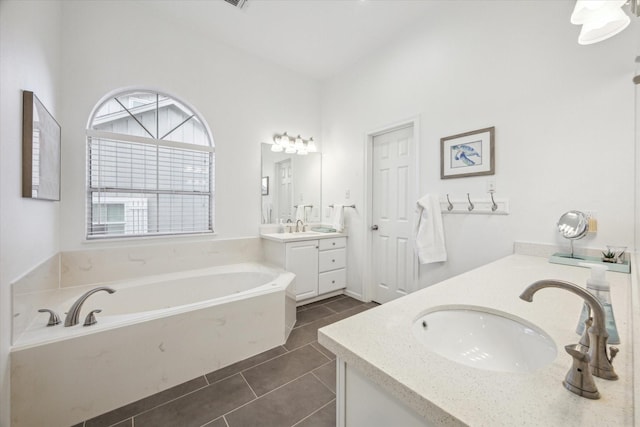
[87,134,213,238]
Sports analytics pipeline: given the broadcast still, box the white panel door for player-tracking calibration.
[276,159,292,223]
[371,126,415,304]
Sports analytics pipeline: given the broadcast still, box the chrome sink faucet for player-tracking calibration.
[64,286,116,327]
[519,279,618,381]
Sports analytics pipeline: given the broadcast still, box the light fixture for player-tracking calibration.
[271,132,318,155]
[570,0,634,45]
[307,137,317,153]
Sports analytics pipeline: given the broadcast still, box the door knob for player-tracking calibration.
[371,225,379,231]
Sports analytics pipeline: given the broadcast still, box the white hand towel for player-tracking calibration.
[331,204,345,232]
[295,205,307,222]
[415,194,447,264]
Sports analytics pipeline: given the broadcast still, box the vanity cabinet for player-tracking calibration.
[263,234,347,302]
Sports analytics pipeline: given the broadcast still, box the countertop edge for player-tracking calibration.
[317,330,467,427]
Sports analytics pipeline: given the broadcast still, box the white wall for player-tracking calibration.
[59,0,321,250]
[320,0,640,299]
[0,1,63,425]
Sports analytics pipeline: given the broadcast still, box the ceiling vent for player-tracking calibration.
[224,0,248,9]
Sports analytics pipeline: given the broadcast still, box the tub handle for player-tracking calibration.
[38,309,61,327]
[84,309,102,327]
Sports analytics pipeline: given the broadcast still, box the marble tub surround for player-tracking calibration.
[61,237,264,287]
[11,263,295,427]
[319,255,634,426]
[11,253,60,342]
[12,237,265,345]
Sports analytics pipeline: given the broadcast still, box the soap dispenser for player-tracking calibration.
[576,263,620,345]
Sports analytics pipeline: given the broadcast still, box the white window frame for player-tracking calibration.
[86,90,215,240]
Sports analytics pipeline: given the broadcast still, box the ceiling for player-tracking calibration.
[144,0,436,81]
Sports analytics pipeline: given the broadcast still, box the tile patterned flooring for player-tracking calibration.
[73,295,377,427]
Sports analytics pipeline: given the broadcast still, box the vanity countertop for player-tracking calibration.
[260,231,347,243]
[318,254,634,426]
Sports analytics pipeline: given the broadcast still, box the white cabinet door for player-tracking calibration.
[286,240,319,301]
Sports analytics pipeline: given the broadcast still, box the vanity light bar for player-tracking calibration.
[271,132,317,154]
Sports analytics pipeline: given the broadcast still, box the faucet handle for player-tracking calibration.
[38,309,61,326]
[563,344,600,399]
[609,346,619,363]
[83,309,102,327]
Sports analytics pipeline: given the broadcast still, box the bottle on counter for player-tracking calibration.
[576,263,620,345]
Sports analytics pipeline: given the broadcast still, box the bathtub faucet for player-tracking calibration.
[64,286,116,327]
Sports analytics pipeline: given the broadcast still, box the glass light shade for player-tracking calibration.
[270,143,283,152]
[297,147,308,155]
[295,135,304,149]
[578,6,630,45]
[571,0,626,24]
[307,137,317,152]
[281,132,290,147]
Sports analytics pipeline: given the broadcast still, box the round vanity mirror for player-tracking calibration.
[557,210,588,258]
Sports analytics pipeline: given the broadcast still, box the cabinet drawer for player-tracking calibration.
[319,237,346,251]
[319,248,346,272]
[319,268,346,294]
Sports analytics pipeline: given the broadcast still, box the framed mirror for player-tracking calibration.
[260,143,321,224]
[22,90,61,201]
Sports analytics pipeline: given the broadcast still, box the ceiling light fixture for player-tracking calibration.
[271,132,318,155]
[570,0,636,45]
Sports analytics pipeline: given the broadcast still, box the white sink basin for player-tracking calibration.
[412,307,556,373]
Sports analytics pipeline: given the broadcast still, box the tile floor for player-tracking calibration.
[73,295,377,427]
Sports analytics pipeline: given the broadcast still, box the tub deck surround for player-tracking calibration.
[318,255,634,426]
[13,263,292,349]
[61,237,264,287]
[10,262,296,427]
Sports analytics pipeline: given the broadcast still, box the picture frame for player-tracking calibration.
[22,90,61,200]
[261,176,269,196]
[440,126,494,179]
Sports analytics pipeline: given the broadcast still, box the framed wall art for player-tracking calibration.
[22,90,61,200]
[261,176,269,196]
[440,126,494,179]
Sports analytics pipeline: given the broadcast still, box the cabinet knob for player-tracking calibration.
[332,242,336,246]
[332,280,335,284]
[332,259,335,262]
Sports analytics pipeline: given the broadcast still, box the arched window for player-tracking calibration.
[86,90,214,239]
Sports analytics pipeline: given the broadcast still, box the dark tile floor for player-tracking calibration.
[73,295,377,427]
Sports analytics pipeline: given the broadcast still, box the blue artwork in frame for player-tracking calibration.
[441,127,494,179]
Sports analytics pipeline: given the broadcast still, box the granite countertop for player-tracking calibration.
[318,254,634,426]
[260,231,347,243]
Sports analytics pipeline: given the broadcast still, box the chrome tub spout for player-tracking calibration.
[64,286,115,327]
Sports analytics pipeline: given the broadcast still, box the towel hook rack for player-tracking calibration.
[329,204,356,209]
[446,194,453,211]
[467,193,474,211]
[490,192,498,212]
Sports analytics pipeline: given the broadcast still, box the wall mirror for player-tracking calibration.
[261,143,321,224]
[22,90,61,201]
